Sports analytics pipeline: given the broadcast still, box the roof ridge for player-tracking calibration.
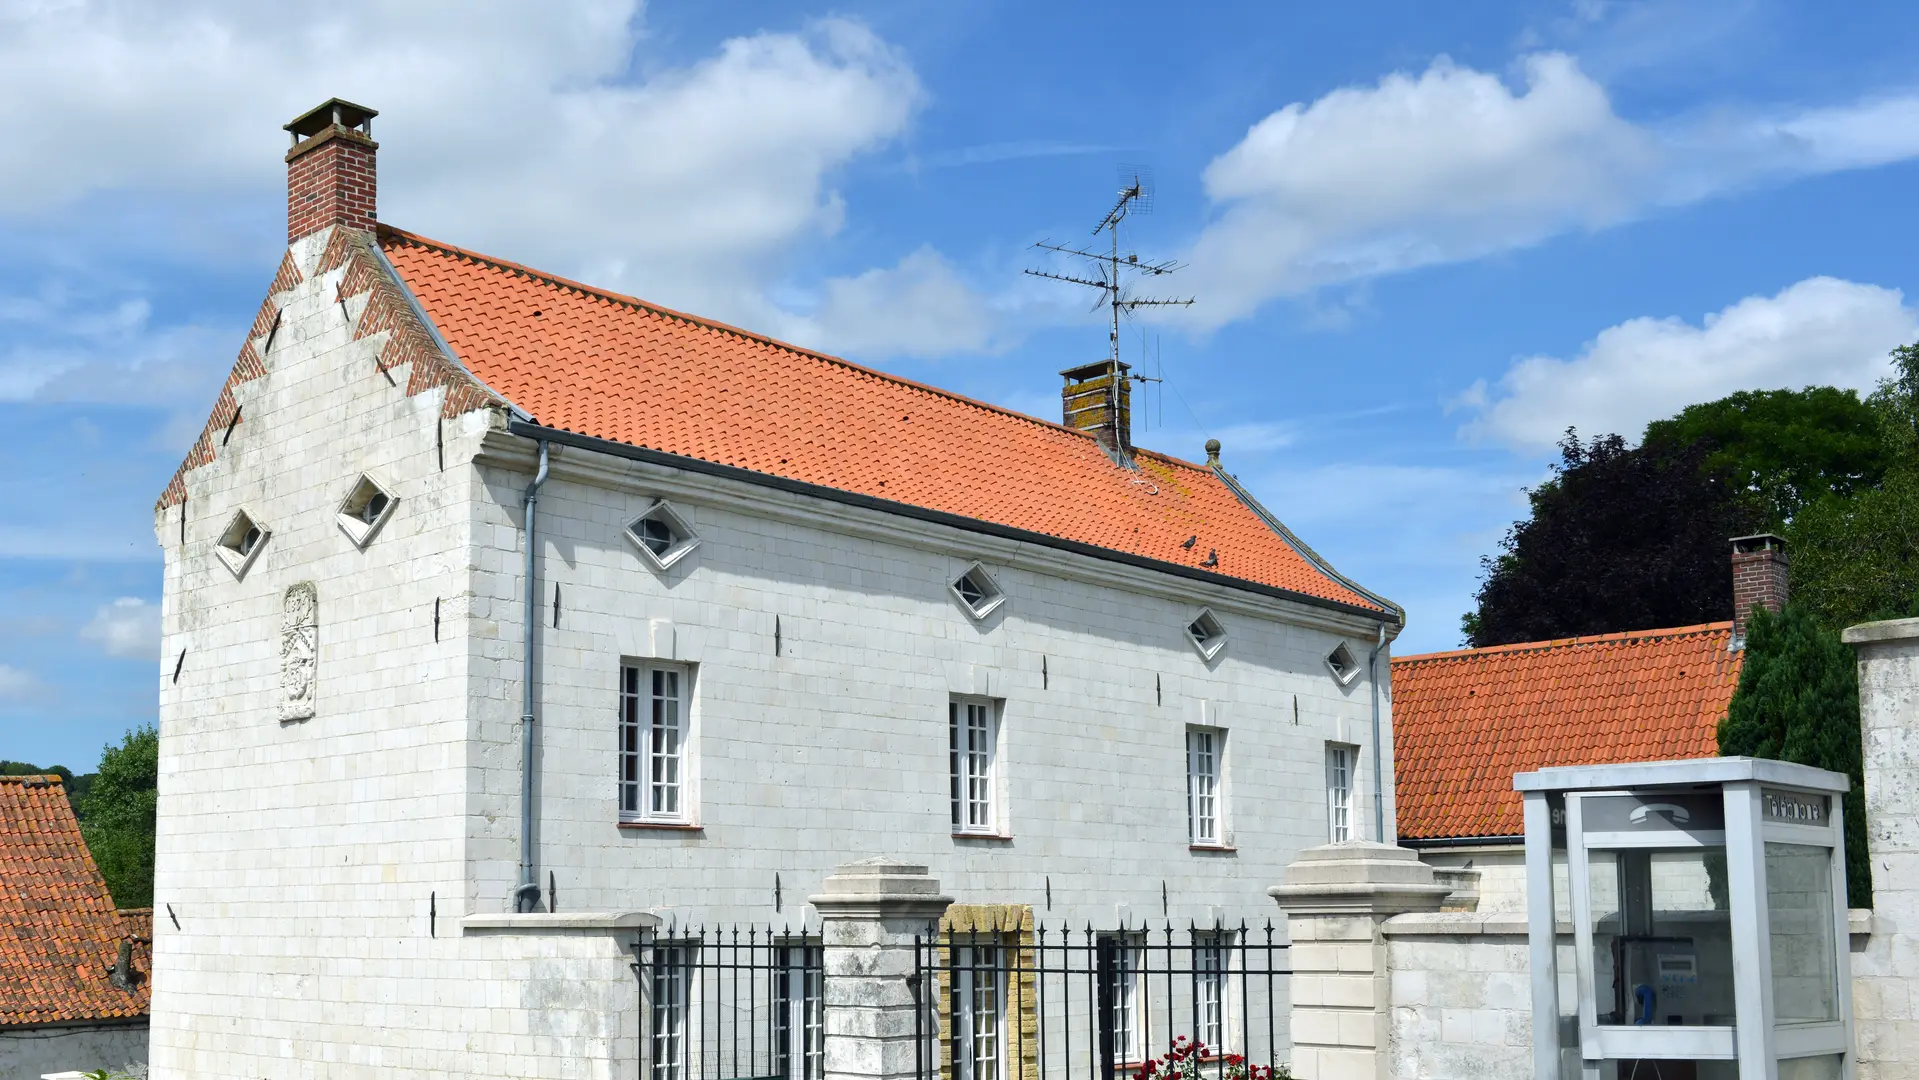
[375,225,1225,477]
[0,774,65,786]
[1393,621,1734,665]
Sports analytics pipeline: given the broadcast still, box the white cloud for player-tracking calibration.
[79,597,162,660]
[1458,276,1917,450]
[0,3,922,324]
[788,247,999,360]
[1179,52,1919,328]
[0,664,41,701]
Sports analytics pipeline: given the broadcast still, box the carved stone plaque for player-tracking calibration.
[281,582,318,721]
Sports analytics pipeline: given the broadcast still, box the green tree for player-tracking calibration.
[1642,387,1887,526]
[79,727,158,909]
[0,760,93,819]
[1788,470,1919,630]
[1718,603,1871,906]
[1463,429,1764,647]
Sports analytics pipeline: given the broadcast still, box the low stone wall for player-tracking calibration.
[0,1019,148,1080]
[1382,913,1532,1080]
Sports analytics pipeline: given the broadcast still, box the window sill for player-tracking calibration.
[952,832,1014,843]
[619,821,704,833]
[1189,842,1236,854]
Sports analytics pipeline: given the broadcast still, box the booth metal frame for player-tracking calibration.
[1516,758,1853,1080]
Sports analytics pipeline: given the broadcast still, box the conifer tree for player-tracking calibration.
[1719,603,1870,906]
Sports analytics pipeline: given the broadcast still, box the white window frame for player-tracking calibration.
[1099,932,1147,1064]
[950,697,1001,836]
[1327,743,1356,843]
[950,562,1007,620]
[1194,930,1231,1051]
[649,940,696,1080]
[953,943,1006,1080]
[625,499,702,571]
[1187,727,1224,846]
[1185,608,1227,660]
[775,940,824,1080]
[622,661,695,824]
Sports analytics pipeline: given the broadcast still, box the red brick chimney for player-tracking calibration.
[1060,359,1133,459]
[1731,533,1788,646]
[284,98,378,245]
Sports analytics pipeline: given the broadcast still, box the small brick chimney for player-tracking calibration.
[284,98,378,245]
[1731,533,1788,646]
[1060,360,1132,459]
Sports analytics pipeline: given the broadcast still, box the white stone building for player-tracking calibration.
[146,100,1401,1078]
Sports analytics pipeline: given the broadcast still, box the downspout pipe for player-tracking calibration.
[515,440,550,912]
[1369,621,1388,843]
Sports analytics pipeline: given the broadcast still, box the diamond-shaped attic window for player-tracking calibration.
[950,563,1005,620]
[625,500,700,570]
[335,474,397,548]
[1326,642,1361,686]
[1186,609,1226,660]
[214,509,269,580]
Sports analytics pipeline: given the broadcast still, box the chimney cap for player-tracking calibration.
[1059,359,1130,381]
[1730,533,1787,555]
[285,98,378,140]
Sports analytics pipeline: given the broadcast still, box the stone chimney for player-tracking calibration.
[1731,533,1788,646]
[1060,359,1132,459]
[284,98,378,245]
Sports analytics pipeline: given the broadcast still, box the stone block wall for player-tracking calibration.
[1382,914,1533,1080]
[1846,618,1919,1080]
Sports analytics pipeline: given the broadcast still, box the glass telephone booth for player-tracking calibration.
[1515,759,1854,1080]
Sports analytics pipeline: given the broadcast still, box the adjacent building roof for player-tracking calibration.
[1391,623,1739,842]
[0,775,150,1027]
[376,227,1390,616]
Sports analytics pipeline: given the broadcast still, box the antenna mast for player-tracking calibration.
[1025,167,1194,364]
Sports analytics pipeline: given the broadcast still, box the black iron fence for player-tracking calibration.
[912,924,1291,1080]
[634,926,825,1080]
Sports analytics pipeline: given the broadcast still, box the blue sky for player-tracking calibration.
[4,0,1918,771]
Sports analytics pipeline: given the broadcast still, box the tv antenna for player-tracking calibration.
[1025,166,1194,365]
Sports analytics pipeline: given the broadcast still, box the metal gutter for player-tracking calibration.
[505,420,1396,625]
[514,441,550,913]
[1398,835,1526,850]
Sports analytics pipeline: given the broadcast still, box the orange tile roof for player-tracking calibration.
[1391,623,1739,841]
[376,227,1388,615]
[0,776,149,1026]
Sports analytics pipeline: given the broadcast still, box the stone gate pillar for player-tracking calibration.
[811,858,954,1080]
[1270,842,1450,1080]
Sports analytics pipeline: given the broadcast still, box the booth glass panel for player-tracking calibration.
[1777,1055,1844,1080]
[1586,848,1736,1026]
[1766,842,1840,1025]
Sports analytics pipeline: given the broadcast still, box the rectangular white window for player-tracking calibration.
[953,944,1004,1080]
[950,698,998,834]
[1099,933,1145,1063]
[1327,744,1355,843]
[776,942,823,1080]
[650,942,694,1080]
[1194,931,1228,1050]
[622,663,692,823]
[1186,727,1222,845]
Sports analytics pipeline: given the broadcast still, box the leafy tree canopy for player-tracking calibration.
[1719,602,1871,905]
[79,727,157,909]
[1642,387,1886,526]
[1462,430,1765,647]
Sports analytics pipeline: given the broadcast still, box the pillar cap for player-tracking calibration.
[809,857,953,919]
[1269,842,1451,915]
[1843,617,1919,646]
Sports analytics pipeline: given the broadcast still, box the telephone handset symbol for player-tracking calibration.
[1630,803,1691,826]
